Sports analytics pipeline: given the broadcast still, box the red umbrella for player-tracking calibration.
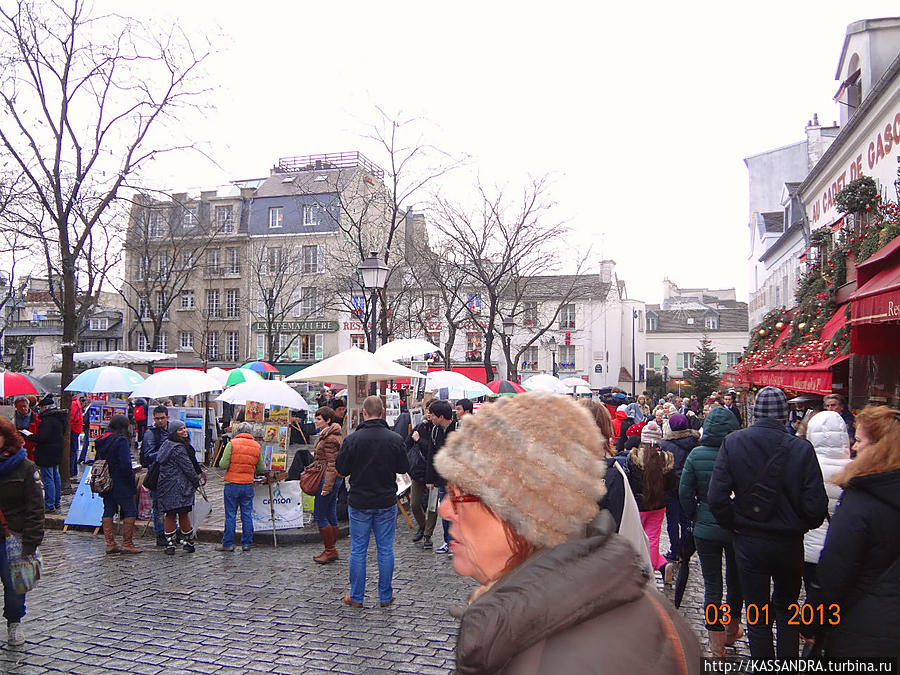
[0,372,46,398]
[486,379,527,395]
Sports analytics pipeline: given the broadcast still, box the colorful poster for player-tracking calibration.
[278,426,288,449]
[101,407,113,423]
[88,393,107,403]
[262,444,274,471]
[88,406,101,424]
[270,451,287,472]
[268,406,289,425]
[245,401,264,423]
[88,424,101,439]
[264,424,279,442]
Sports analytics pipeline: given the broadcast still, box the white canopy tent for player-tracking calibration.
[53,350,177,366]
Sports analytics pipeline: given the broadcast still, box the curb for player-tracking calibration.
[43,514,349,547]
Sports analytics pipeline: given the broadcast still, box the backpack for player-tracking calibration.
[89,459,113,494]
[133,404,146,423]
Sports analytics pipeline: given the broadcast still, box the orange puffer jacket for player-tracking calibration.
[224,433,261,484]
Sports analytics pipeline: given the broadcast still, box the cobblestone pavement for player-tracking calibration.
[3,520,750,673]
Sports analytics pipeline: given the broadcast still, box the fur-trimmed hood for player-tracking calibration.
[663,428,700,442]
[628,446,674,473]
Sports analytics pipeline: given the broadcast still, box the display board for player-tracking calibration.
[168,406,207,463]
[385,392,400,428]
[251,481,304,531]
[64,468,104,528]
[84,398,128,461]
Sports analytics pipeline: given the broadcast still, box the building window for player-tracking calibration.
[216,205,234,233]
[301,287,321,316]
[156,253,171,276]
[704,315,719,330]
[350,334,366,350]
[302,245,322,273]
[206,249,221,274]
[303,204,324,226]
[522,302,537,326]
[686,317,695,325]
[466,294,481,315]
[180,289,195,309]
[225,289,240,319]
[646,352,656,371]
[179,331,194,351]
[138,259,149,280]
[226,248,240,274]
[466,332,482,361]
[148,210,164,238]
[182,206,198,229]
[559,304,575,329]
[225,331,239,361]
[678,352,696,372]
[156,292,168,320]
[726,352,741,368]
[558,345,575,370]
[206,289,220,318]
[138,298,149,320]
[638,364,646,381]
[268,207,283,229]
[351,295,365,318]
[299,334,323,361]
[136,333,148,352]
[521,346,538,371]
[156,332,168,353]
[206,332,219,360]
[25,346,34,368]
[646,315,658,331]
[265,246,282,275]
[182,251,195,270]
[88,317,108,331]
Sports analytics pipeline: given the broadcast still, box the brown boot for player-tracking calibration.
[120,517,142,554]
[725,620,744,647]
[325,525,339,561]
[102,517,120,554]
[313,526,330,564]
[707,629,727,658]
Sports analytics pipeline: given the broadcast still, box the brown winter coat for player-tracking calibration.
[453,517,701,674]
[313,423,342,495]
[0,452,45,555]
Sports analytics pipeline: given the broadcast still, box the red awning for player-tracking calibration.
[393,365,494,386]
[850,264,900,324]
[750,354,849,395]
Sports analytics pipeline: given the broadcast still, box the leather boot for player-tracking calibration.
[707,629,727,658]
[324,525,339,562]
[102,517,120,554]
[164,530,177,555]
[725,620,744,647]
[313,526,330,564]
[120,517,142,554]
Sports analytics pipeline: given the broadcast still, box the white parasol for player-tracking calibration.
[53,350,177,365]
[424,370,493,398]
[284,347,424,386]
[374,338,440,362]
[521,373,570,394]
[215,380,311,410]
[65,366,146,393]
[129,369,223,399]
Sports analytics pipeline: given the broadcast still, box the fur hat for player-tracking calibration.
[668,413,689,432]
[434,391,607,548]
[641,421,663,446]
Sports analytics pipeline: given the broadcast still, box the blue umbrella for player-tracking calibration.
[65,366,145,393]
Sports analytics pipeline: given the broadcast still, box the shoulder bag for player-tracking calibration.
[143,461,160,492]
[299,461,326,496]
[0,510,41,595]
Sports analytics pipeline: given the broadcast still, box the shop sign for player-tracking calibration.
[807,108,900,227]
[342,320,443,331]
[250,321,338,332]
[752,370,831,395]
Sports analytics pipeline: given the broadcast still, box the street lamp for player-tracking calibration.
[548,335,557,378]
[631,309,638,397]
[358,251,389,353]
[502,316,515,381]
[661,354,669,398]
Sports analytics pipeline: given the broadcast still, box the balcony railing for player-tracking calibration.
[275,151,384,179]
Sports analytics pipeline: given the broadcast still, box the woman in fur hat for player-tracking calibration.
[436,392,701,674]
[627,421,677,584]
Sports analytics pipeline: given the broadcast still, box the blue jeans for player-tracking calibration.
[222,483,254,548]
[313,477,342,528]
[348,505,396,604]
[102,495,137,519]
[39,466,60,510]
[665,490,691,558]
[0,536,25,622]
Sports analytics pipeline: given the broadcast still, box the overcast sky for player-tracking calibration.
[115,1,900,304]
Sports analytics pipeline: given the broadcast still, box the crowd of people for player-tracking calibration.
[1,382,898,668]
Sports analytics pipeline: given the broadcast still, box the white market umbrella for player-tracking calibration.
[206,367,231,388]
[215,380,310,410]
[129,369,223,399]
[65,366,146,394]
[559,376,588,387]
[521,373,569,394]
[53,350,177,366]
[424,370,492,398]
[225,368,263,387]
[374,338,440,362]
[284,347,424,386]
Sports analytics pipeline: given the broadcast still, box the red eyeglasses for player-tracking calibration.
[446,484,481,514]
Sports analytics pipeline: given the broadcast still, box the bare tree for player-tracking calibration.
[429,176,588,382]
[0,0,208,482]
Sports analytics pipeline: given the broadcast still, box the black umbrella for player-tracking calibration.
[673,526,696,608]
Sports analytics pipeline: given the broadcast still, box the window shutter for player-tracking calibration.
[654,353,661,369]
[677,353,683,369]
[314,334,324,361]
[317,245,325,273]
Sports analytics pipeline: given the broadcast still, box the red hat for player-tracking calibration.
[626,423,644,437]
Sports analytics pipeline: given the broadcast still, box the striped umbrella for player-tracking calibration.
[486,379,526,396]
[225,368,263,387]
[241,361,279,374]
[65,366,145,393]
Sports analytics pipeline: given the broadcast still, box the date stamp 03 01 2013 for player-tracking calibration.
[704,603,842,627]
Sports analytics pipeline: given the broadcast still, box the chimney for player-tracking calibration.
[812,113,819,126]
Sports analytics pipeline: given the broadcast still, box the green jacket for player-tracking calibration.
[679,407,739,543]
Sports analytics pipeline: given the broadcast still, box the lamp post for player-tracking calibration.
[661,354,669,398]
[358,251,389,353]
[549,335,557,378]
[631,309,638,397]
[502,316,515,381]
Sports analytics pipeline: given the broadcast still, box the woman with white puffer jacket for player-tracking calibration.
[803,410,851,592]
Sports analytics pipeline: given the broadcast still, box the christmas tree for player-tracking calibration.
[691,334,720,401]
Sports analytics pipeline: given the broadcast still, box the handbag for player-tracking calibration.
[299,461,326,496]
[143,461,160,492]
[0,510,41,595]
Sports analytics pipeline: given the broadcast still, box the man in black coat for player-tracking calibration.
[34,394,68,513]
[424,400,457,553]
[335,396,409,608]
[405,402,434,543]
[708,386,827,659]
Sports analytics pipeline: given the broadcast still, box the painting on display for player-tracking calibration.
[245,401,264,423]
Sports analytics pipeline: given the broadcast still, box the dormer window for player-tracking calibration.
[646,315,657,331]
[704,315,719,330]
